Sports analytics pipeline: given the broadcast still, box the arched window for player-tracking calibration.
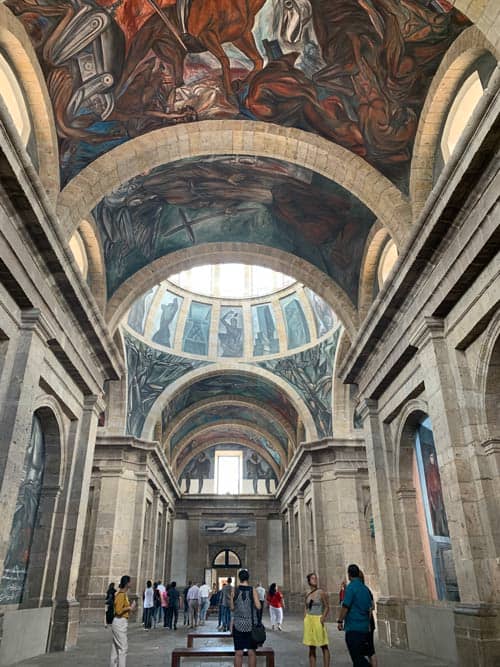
[212,549,241,568]
[414,416,459,601]
[377,239,398,289]
[0,415,45,604]
[69,229,89,280]
[441,70,483,162]
[0,52,31,148]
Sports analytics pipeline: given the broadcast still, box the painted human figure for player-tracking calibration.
[425,450,449,537]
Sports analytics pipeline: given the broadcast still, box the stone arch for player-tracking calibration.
[19,400,64,609]
[476,311,500,441]
[331,328,356,438]
[393,401,435,602]
[0,5,59,204]
[358,223,395,322]
[142,363,318,442]
[107,243,359,340]
[56,121,412,246]
[410,25,499,220]
[173,424,281,479]
[77,217,106,313]
[164,396,295,456]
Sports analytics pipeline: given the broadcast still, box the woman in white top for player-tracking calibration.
[143,580,154,630]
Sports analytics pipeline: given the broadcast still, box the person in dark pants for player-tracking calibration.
[337,564,373,666]
[166,581,180,629]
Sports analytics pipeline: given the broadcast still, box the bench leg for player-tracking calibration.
[172,654,179,667]
[267,653,275,667]
[187,636,193,648]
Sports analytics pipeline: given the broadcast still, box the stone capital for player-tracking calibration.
[358,397,378,421]
[409,316,445,350]
[396,486,417,501]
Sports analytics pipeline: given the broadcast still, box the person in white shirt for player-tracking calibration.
[198,582,211,625]
[256,583,266,624]
[186,583,200,628]
[143,580,154,630]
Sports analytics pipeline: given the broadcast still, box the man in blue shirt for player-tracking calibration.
[337,564,373,666]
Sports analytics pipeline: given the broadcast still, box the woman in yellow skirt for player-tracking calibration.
[303,573,330,667]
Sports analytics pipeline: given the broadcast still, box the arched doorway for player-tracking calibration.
[212,549,242,591]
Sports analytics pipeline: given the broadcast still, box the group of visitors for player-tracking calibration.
[107,563,377,667]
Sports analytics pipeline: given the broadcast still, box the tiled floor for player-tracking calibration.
[16,615,452,666]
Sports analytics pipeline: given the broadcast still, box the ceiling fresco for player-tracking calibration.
[174,425,283,474]
[161,371,299,437]
[7,0,468,188]
[94,155,376,300]
[256,327,340,438]
[124,330,210,436]
[168,404,290,456]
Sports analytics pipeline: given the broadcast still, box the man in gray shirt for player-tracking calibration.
[256,583,266,624]
[218,577,233,631]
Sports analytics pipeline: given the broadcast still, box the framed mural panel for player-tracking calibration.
[151,290,182,348]
[127,286,157,335]
[182,301,212,355]
[280,294,310,350]
[305,287,336,337]
[218,306,243,357]
[415,417,459,601]
[252,303,279,356]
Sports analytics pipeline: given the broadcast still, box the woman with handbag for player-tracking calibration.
[230,569,262,667]
[303,572,330,667]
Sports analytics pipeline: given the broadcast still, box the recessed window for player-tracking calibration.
[215,451,242,494]
[441,70,483,162]
[377,239,398,289]
[69,230,89,280]
[0,53,31,147]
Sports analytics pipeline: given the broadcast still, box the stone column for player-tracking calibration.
[297,491,306,583]
[359,398,406,647]
[411,317,500,665]
[309,472,324,581]
[49,394,101,652]
[0,309,46,568]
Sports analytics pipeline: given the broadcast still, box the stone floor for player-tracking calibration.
[17,615,452,666]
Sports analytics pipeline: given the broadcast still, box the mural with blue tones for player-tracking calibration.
[305,287,336,337]
[169,404,287,461]
[182,301,211,355]
[162,372,299,438]
[252,303,279,356]
[255,328,341,437]
[151,290,182,348]
[178,445,278,495]
[218,306,243,357]
[92,156,376,299]
[280,294,310,349]
[125,331,210,437]
[127,286,157,335]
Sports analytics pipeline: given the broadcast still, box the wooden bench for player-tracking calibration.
[187,630,231,647]
[171,645,275,666]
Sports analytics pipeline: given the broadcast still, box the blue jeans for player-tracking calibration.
[199,598,209,622]
[220,605,231,630]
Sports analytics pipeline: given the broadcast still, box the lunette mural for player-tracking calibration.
[8,0,468,189]
[93,155,376,299]
[178,445,278,495]
[169,404,289,458]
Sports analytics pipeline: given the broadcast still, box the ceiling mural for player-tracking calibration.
[7,0,468,189]
[161,372,300,436]
[168,404,290,456]
[93,155,376,300]
[255,327,340,438]
[124,331,210,436]
[175,425,282,474]
[178,445,278,495]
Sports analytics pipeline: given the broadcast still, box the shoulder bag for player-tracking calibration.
[250,587,266,646]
